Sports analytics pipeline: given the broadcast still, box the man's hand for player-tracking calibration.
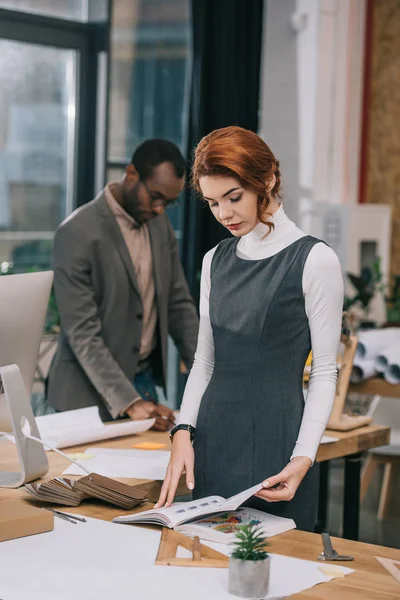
[153,404,175,431]
[125,400,175,431]
[126,399,157,421]
[255,456,312,503]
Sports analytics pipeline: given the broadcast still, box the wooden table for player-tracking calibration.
[0,429,398,599]
[0,424,390,540]
[0,428,398,599]
[316,424,390,541]
[349,377,400,398]
[316,425,390,463]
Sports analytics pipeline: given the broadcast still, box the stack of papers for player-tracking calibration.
[63,447,171,480]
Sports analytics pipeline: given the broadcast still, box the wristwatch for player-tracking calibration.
[170,424,196,444]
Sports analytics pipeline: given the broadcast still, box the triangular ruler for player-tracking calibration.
[375,556,400,584]
[155,528,228,568]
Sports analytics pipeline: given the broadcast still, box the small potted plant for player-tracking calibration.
[228,523,270,598]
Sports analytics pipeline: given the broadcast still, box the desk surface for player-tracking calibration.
[0,424,390,501]
[318,424,390,461]
[0,426,397,599]
[349,377,400,398]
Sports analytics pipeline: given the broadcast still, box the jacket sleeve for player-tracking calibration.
[53,223,141,419]
[166,219,199,370]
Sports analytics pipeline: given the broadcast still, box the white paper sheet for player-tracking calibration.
[0,516,353,600]
[351,358,377,383]
[357,328,400,360]
[33,407,155,449]
[320,436,339,444]
[62,447,171,479]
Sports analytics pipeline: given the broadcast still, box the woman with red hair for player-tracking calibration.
[157,126,343,531]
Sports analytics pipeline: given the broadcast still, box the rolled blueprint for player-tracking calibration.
[357,328,400,360]
[377,340,400,384]
[350,358,377,383]
[385,364,400,384]
[375,340,400,374]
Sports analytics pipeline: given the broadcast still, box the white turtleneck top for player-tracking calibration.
[179,205,344,464]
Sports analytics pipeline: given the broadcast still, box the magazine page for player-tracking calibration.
[177,507,296,543]
[222,482,264,511]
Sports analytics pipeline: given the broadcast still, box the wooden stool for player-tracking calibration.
[361,448,400,520]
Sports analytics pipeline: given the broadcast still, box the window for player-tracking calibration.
[0,4,107,274]
[0,39,77,274]
[108,0,190,164]
[0,0,88,20]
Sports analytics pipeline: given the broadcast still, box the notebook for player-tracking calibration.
[25,473,149,510]
[113,482,266,528]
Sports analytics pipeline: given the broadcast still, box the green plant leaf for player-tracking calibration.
[372,260,382,283]
[231,523,268,561]
[361,266,373,285]
[348,273,368,293]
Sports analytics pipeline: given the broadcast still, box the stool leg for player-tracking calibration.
[360,454,378,503]
[315,461,330,533]
[378,461,394,520]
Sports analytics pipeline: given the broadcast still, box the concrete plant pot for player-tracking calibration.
[228,556,270,598]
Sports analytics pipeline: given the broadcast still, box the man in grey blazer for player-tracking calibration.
[46,140,199,430]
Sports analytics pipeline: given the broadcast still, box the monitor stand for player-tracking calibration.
[0,364,48,488]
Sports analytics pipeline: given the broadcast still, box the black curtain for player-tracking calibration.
[182,0,264,303]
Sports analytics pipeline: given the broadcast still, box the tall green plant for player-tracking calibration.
[343,257,384,314]
[231,524,268,561]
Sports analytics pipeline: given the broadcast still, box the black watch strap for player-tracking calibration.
[170,424,196,443]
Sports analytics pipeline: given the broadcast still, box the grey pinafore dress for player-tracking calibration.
[193,235,322,532]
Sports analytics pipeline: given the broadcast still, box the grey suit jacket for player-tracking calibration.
[46,192,199,420]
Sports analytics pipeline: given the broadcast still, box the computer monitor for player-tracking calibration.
[0,271,53,487]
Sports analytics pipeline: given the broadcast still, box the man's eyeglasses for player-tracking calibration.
[141,180,179,209]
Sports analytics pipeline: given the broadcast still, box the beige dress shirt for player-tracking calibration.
[105,183,157,362]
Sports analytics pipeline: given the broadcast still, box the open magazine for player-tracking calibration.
[113,482,262,527]
[112,481,295,541]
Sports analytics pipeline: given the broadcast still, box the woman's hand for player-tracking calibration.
[255,457,312,502]
[155,430,194,508]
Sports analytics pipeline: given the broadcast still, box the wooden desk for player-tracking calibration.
[349,377,400,398]
[271,531,400,599]
[315,425,390,541]
[0,429,398,599]
[0,425,390,540]
[317,424,390,462]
